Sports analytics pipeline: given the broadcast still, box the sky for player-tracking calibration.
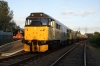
[4,0,100,34]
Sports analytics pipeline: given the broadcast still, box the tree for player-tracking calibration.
[0,1,13,31]
[89,31,100,46]
[8,20,21,32]
[8,20,16,31]
[94,32,99,35]
[76,31,81,34]
[16,25,20,29]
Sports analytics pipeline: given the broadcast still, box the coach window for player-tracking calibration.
[56,24,60,29]
[67,29,69,32]
[67,33,69,36]
[56,23,58,29]
[59,25,60,29]
[58,25,59,29]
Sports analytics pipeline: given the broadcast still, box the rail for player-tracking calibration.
[50,41,87,66]
[84,41,87,66]
[50,43,79,66]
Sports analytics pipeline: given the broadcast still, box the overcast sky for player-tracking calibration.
[5,0,100,34]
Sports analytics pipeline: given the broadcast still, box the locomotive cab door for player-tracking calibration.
[48,19,55,40]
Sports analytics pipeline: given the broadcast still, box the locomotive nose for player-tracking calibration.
[24,27,48,40]
[24,26,49,52]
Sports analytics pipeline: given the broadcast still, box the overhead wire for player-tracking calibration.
[84,8,100,33]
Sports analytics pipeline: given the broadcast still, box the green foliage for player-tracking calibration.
[0,1,20,32]
[8,20,21,32]
[0,1,13,30]
[89,32,100,46]
[76,31,81,35]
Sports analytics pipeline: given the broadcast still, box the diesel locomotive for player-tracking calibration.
[22,12,80,52]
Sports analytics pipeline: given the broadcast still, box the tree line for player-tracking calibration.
[89,32,100,47]
[0,0,20,32]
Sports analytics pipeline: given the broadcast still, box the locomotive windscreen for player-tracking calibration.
[25,18,48,26]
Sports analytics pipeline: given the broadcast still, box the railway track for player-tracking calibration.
[0,50,49,66]
[50,41,87,66]
[0,51,30,66]
[21,41,83,66]
[0,42,70,66]
[1,40,99,66]
[0,41,87,66]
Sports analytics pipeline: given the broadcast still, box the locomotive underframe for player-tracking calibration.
[22,39,74,52]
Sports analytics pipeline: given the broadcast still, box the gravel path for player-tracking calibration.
[87,42,100,66]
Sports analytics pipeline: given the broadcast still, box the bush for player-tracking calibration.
[89,32,100,46]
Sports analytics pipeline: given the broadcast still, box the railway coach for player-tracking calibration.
[22,12,76,52]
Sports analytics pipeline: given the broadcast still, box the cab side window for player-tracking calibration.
[48,19,54,27]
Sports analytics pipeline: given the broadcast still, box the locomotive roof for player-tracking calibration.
[27,12,73,31]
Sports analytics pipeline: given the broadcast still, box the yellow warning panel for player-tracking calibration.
[39,45,48,52]
[24,44,30,52]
